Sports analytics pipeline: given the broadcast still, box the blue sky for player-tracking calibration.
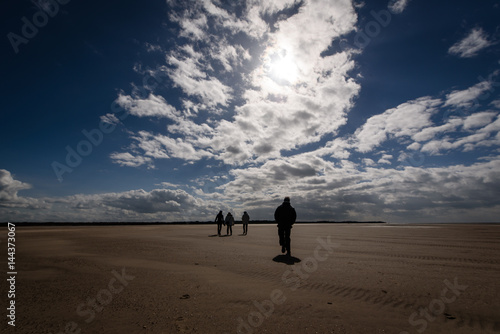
[1,0,499,223]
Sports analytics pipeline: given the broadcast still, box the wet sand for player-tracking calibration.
[6,223,500,333]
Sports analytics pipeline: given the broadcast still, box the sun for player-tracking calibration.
[264,48,299,85]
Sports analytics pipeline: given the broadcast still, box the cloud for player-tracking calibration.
[411,118,463,142]
[216,150,500,222]
[0,169,31,204]
[113,0,360,167]
[165,49,233,108]
[354,97,441,152]
[463,111,498,130]
[419,114,500,155]
[388,0,410,14]
[448,27,493,58]
[0,171,225,221]
[109,152,154,168]
[0,170,48,212]
[378,154,393,165]
[9,1,495,224]
[98,189,194,214]
[116,93,179,118]
[444,78,495,109]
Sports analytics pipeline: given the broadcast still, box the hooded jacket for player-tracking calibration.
[274,201,296,227]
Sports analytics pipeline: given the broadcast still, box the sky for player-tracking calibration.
[1,0,500,223]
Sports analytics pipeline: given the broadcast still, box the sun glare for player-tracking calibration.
[264,47,299,85]
[270,54,298,83]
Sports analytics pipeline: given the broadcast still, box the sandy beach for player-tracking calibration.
[5,223,500,333]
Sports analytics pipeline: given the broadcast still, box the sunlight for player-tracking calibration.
[269,52,298,84]
[263,46,299,85]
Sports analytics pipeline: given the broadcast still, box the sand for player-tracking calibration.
[4,223,500,333]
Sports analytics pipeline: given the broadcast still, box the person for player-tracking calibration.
[225,212,234,236]
[274,197,296,256]
[242,211,250,235]
[215,211,224,236]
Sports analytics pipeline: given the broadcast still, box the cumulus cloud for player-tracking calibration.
[109,152,154,168]
[448,27,493,58]
[463,111,498,130]
[0,172,224,222]
[388,0,410,14]
[116,93,179,118]
[217,150,500,222]
[0,169,31,204]
[444,79,495,109]
[419,114,500,155]
[0,170,48,213]
[10,1,495,224]
[114,0,360,167]
[354,97,441,152]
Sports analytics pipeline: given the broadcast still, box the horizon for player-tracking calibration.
[2,0,500,223]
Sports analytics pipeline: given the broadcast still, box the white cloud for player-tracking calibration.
[165,43,233,107]
[388,0,410,14]
[109,152,153,168]
[444,79,494,109]
[378,154,393,165]
[100,113,120,125]
[115,0,360,167]
[0,169,31,204]
[217,151,500,222]
[116,93,179,118]
[419,115,500,155]
[463,111,498,130]
[354,97,441,152]
[51,0,498,224]
[111,131,213,166]
[491,100,500,109]
[448,27,493,58]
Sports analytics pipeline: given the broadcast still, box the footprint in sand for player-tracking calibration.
[444,312,456,320]
[175,316,190,333]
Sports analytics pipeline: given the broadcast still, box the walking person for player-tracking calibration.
[242,211,250,235]
[215,210,224,236]
[274,197,296,256]
[225,212,234,236]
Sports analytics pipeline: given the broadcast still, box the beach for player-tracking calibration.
[6,223,500,333]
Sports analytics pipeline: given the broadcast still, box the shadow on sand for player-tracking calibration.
[272,255,301,265]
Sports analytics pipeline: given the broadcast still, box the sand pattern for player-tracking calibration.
[8,223,500,333]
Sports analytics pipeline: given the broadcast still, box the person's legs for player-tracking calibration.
[278,225,285,253]
[285,227,291,256]
[217,223,221,235]
[229,225,232,235]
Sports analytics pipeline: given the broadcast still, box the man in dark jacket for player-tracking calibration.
[274,197,296,256]
[215,211,224,236]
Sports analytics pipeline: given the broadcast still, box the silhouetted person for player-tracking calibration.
[274,197,296,256]
[225,212,234,236]
[242,211,250,235]
[215,211,224,236]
